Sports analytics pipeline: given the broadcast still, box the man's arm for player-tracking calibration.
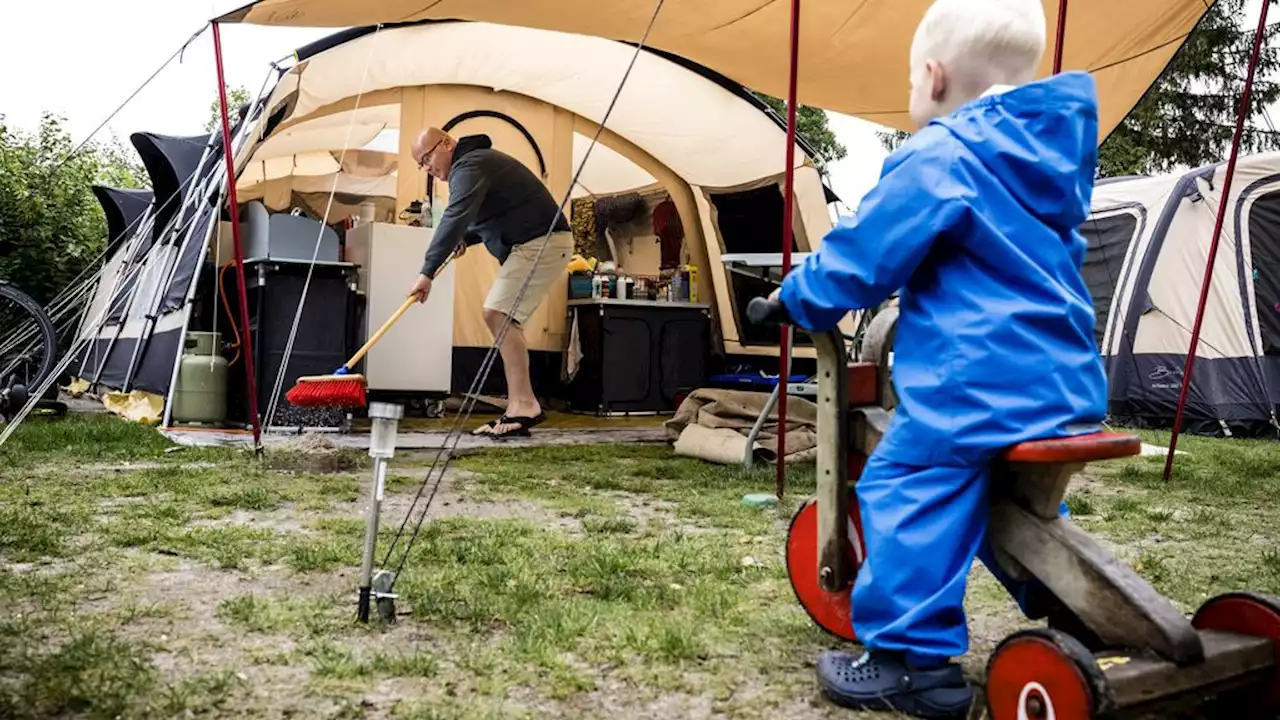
[779,138,969,332]
[420,160,491,277]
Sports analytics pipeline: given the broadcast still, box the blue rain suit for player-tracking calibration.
[778,72,1109,664]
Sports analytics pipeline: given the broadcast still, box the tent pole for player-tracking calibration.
[775,0,802,499]
[1053,0,1068,74]
[213,21,264,452]
[1164,0,1271,481]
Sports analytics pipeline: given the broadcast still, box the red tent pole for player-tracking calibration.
[212,21,264,451]
[775,0,801,498]
[1053,0,1069,74]
[1164,0,1271,481]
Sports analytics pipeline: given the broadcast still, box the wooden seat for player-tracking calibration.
[1002,430,1142,464]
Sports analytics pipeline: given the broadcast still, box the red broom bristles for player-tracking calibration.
[285,377,367,409]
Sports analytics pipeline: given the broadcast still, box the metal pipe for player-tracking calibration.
[1053,0,1069,74]
[358,402,403,623]
[1165,0,1272,481]
[776,0,802,499]
[212,21,264,451]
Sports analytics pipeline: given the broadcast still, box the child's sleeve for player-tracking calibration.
[779,139,969,332]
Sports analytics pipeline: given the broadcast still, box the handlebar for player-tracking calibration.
[746,296,791,327]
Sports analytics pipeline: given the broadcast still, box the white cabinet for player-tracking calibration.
[344,222,454,394]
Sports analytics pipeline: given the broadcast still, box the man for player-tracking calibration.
[408,127,574,438]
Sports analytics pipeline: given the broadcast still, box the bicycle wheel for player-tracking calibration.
[0,282,58,396]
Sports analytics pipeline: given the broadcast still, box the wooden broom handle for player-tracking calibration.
[347,295,416,368]
[345,253,455,368]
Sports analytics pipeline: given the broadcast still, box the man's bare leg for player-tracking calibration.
[475,308,541,435]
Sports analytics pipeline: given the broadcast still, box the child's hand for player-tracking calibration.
[768,288,781,302]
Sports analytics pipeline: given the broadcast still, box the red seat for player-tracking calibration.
[1001,431,1142,464]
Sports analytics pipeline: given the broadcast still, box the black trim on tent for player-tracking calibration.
[131,328,183,396]
[1233,173,1280,357]
[161,206,217,312]
[426,110,548,205]
[287,20,841,203]
[130,132,212,247]
[91,186,154,250]
[1080,204,1144,350]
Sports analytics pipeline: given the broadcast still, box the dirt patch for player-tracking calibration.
[367,468,584,535]
[189,507,312,535]
[265,433,368,474]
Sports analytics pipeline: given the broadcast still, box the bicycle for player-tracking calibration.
[0,280,58,422]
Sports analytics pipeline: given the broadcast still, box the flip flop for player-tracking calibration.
[489,412,547,439]
[472,415,509,435]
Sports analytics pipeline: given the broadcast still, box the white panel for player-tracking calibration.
[344,222,454,393]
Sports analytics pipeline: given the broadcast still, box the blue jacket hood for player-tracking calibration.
[931,71,1099,230]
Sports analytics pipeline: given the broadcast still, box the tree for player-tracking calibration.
[0,113,149,307]
[752,93,848,176]
[205,86,251,132]
[1096,0,1280,177]
[876,0,1280,178]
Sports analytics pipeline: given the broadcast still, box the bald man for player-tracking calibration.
[408,128,574,438]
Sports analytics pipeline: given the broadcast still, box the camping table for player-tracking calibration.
[719,253,819,468]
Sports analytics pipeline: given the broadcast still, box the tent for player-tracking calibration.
[70,20,844,429]
[216,0,1211,142]
[1082,151,1280,437]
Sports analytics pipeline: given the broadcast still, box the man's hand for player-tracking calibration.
[409,274,433,304]
[452,242,467,260]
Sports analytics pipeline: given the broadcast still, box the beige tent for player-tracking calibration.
[229,20,843,362]
[217,0,1212,142]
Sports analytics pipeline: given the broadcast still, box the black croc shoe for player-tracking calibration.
[816,650,973,719]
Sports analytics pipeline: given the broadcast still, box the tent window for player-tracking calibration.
[1080,210,1138,348]
[709,185,807,347]
[1249,188,1280,355]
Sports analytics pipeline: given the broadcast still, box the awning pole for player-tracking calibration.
[213,21,264,452]
[775,0,802,499]
[1053,0,1069,73]
[1164,0,1271,480]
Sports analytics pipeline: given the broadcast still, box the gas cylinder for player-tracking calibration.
[172,331,228,424]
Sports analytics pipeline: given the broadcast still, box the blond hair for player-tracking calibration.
[911,0,1046,97]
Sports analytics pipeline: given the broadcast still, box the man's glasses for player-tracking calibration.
[416,139,443,169]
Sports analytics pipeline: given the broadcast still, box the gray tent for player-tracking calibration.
[1081,151,1280,437]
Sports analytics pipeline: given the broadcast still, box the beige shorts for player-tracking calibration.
[484,231,574,326]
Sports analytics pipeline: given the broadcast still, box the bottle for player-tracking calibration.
[687,265,698,303]
[420,196,433,228]
[591,275,602,299]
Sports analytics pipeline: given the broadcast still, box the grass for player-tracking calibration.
[0,412,1278,718]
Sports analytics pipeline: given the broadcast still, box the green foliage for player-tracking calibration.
[205,86,251,133]
[751,93,848,175]
[1098,0,1280,177]
[0,113,148,306]
[875,0,1280,178]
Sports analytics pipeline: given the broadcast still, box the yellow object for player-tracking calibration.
[566,254,593,274]
[103,390,164,425]
[63,378,91,398]
[687,264,698,303]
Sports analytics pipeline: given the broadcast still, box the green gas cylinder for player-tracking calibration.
[172,331,228,424]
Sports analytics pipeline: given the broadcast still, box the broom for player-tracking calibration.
[285,254,456,409]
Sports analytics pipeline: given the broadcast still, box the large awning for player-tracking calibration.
[216,0,1210,139]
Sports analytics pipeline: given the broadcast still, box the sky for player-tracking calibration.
[0,1,893,212]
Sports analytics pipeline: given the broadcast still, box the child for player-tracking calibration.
[772,0,1109,716]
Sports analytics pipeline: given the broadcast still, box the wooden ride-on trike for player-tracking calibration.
[745,296,1280,719]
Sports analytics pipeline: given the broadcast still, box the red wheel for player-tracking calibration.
[985,629,1108,720]
[784,490,865,641]
[1192,592,1280,708]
